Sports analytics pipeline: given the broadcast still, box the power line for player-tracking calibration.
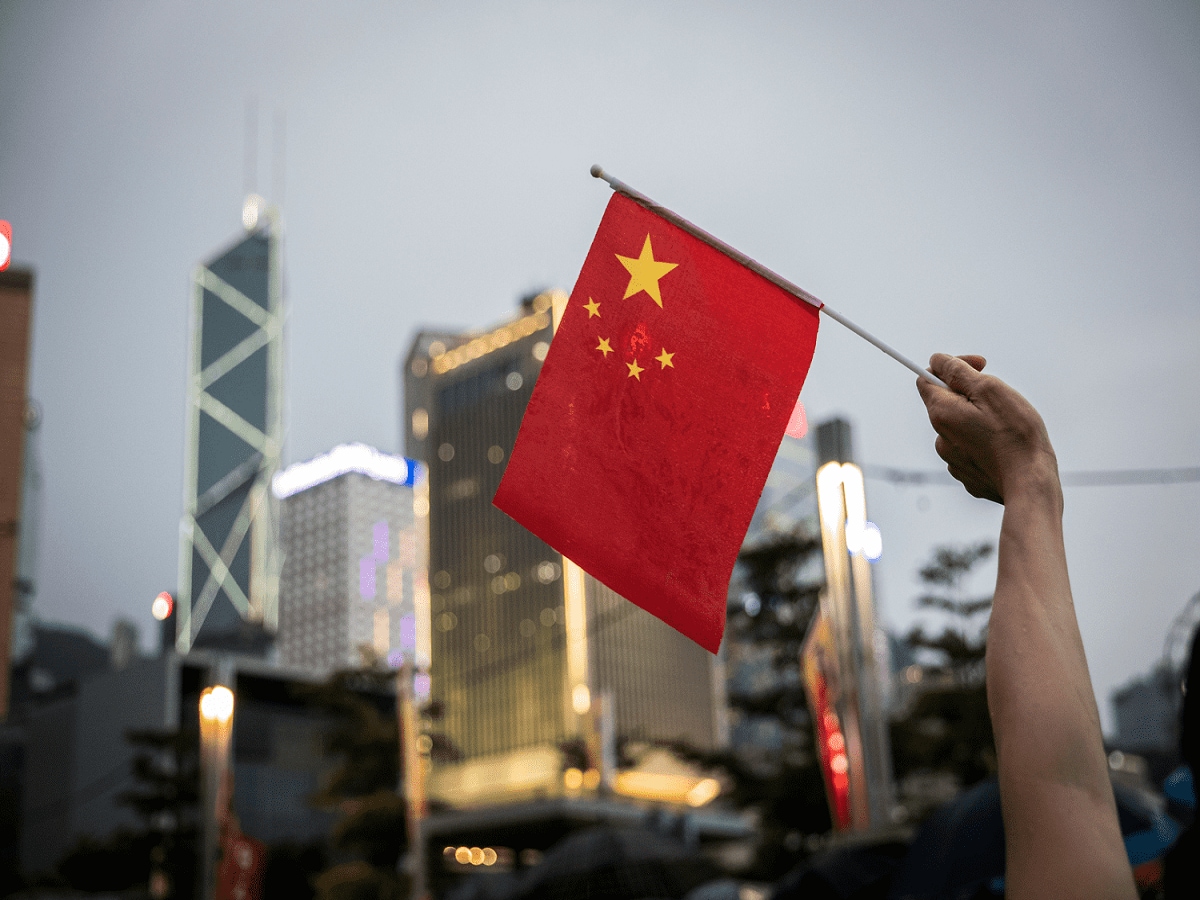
[861,464,1200,487]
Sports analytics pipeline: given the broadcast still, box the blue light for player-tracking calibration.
[862,522,882,562]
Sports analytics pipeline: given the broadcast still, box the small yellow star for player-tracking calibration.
[616,235,678,308]
[626,359,644,380]
[583,297,601,318]
[596,337,613,357]
[655,348,674,369]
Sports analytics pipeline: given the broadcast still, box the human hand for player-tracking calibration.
[916,354,1060,505]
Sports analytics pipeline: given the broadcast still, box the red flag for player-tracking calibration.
[494,192,820,652]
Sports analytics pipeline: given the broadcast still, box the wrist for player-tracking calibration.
[1001,452,1063,512]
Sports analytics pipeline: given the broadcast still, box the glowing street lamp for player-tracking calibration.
[199,683,235,900]
[200,685,234,725]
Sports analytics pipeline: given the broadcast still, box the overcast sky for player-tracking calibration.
[1,1,1197,732]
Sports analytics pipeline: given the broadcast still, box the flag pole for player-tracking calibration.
[590,165,948,389]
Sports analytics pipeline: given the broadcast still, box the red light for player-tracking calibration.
[0,221,11,272]
[152,591,174,620]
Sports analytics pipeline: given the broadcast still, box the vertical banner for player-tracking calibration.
[215,831,267,900]
[801,606,851,830]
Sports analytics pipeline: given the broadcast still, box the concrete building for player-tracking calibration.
[402,292,726,810]
[273,443,428,678]
[1111,666,1180,755]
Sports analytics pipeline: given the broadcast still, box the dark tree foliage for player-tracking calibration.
[303,668,409,900]
[262,841,327,900]
[891,542,997,791]
[56,727,199,898]
[674,528,832,880]
[57,829,157,893]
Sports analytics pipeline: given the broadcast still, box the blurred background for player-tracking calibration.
[0,2,1197,899]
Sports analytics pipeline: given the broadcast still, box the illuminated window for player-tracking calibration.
[411,408,429,439]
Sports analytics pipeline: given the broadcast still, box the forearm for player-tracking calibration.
[987,468,1134,899]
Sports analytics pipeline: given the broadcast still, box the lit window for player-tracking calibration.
[411,408,429,439]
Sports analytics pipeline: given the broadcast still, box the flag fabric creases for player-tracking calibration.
[493,191,821,652]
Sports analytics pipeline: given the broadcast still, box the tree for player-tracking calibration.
[675,527,832,880]
[891,542,997,794]
[55,727,199,898]
[304,666,408,900]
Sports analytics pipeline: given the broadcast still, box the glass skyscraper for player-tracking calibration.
[403,292,725,804]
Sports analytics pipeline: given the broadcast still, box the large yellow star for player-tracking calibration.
[655,348,674,369]
[616,235,678,308]
[626,359,644,380]
[584,297,601,318]
[596,337,613,357]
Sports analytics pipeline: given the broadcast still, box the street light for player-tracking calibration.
[814,448,895,832]
[199,685,234,724]
[199,683,235,900]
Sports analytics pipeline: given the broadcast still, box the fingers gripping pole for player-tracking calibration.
[590,165,948,389]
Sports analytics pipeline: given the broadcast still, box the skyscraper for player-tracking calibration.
[403,292,725,805]
[273,444,429,678]
[177,222,283,654]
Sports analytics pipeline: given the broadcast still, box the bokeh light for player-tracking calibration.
[151,591,174,621]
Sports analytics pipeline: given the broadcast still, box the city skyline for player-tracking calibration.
[1,2,1197,732]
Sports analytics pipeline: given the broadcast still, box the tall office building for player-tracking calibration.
[0,268,34,718]
[273,444,429,678]
[177,220,283,654]
[403,292,725,805]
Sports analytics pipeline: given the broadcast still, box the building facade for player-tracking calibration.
[274,444,428,678]
[403,292,725,806]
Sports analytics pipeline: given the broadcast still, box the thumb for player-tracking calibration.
[930,353,987,397]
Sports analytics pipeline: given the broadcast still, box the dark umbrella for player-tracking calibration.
[886,776,1180,900]
[498,826,721,900]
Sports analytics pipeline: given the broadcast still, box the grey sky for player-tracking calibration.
[1,1,1197,732]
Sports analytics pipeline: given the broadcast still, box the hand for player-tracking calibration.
[916,354,1060,505]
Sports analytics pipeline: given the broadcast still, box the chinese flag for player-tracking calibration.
[494,192,820,652]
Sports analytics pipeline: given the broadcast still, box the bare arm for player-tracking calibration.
[917,354,1134,900]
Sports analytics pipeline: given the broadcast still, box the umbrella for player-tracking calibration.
[459,826,721,900]
[886,776,1180,900]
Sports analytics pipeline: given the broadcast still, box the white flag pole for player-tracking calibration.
[590,165,948,389]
